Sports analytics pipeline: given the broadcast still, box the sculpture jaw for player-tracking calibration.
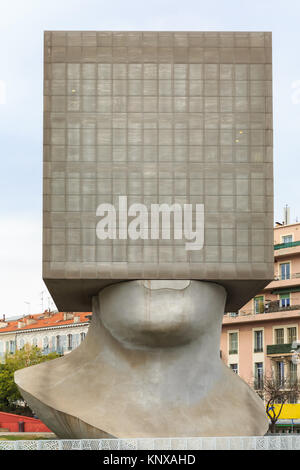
[99,280,226,350]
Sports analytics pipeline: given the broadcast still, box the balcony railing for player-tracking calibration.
[274,241,300,250]
[272,273,300,281]
[266,343,293,355]
[266,304,300,313]
[225,304,300,317]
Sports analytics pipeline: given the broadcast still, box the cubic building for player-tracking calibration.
[43,31,273,312]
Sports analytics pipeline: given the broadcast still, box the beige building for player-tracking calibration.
[0,311,90,361]
[221,221,300,428]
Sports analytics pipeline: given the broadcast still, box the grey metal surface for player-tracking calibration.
[43,31,273,311]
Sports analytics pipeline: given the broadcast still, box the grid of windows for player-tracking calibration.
[43,31,274,292]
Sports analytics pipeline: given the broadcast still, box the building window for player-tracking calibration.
[280,262,291,280]
[229,332,238,354]
[280,293,290,308]
[80,332,86,342]
[276,361,285,386]
[61,335,67,354]
[282,235,293,244]
[32,337,38,348]
[56,335,61,353]
[73,334,80,349]
[230,364,238,374]
[288,327,297,343]
[254,362,264,390]
[275,328,284,344]
[254,330,263,353]
[43,336,49,354]
[288,394,298,404]
[19,338,25,350]
[254,296,264,314]
[290,361,297,385]
[9,340,16,354]
[67,334,73,351]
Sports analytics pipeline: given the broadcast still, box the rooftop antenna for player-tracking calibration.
[284,205,290,225]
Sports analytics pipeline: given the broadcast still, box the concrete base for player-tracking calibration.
[15,280,268,438]
[0,436,299,451]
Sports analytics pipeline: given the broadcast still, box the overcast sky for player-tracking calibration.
[0,0,300,317]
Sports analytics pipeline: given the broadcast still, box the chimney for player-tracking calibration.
[25,316,36,326]
[18,320,25,329]
[63,312,74,321]
[0,319,8,328]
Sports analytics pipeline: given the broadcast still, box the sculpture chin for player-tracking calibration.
[99,280,227,349]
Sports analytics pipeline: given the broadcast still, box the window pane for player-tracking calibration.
[277,361,285,386]
[229,332,238,354]
[288,327,297,343]
[290,361,297,384]
[280,293,290,308]
[275,329,284,344]
[254,330,263,352]
[254,362,263,389]
[280,263,290,280]
[254,296,264,314]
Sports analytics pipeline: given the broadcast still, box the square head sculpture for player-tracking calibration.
[43,31,273,311]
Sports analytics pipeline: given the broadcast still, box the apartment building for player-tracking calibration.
[0,311,91,361]
[221,221,300,431]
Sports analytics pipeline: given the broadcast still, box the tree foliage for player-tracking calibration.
[0,344,60,416]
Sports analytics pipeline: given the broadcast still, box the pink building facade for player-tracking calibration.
[221,222,300,401]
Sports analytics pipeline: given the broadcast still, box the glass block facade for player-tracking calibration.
[43,31,273,311]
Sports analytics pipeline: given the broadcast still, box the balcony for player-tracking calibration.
[274,241,300,259]
[226,303,300,317]
[266,343,293,355]
[265,273,300,292]
[274,241,300,250]
[266,303,300,313]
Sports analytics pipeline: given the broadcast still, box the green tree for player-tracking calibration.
[0,344,60,416]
